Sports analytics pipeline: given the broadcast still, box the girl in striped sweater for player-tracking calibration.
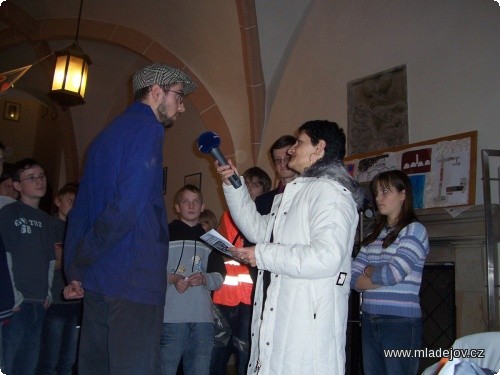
[351,170,430,375]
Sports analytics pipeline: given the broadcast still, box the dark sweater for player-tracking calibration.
[0,236,14,321]
[168,220,226,277]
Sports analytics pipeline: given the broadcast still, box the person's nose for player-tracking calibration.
[177,102,185,113]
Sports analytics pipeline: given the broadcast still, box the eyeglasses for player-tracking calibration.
[273,156,290,165]
[20,174,46,183]
[161,88,184,104]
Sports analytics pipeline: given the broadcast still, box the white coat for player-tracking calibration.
[224,169,361,375]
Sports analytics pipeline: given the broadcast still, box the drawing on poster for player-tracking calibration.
[356,154,399,183]
[409,174,426,209]
[343,131,476,209]
[402,148,432,174]
[425,138,470,208]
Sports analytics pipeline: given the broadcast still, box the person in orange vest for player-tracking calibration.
[210,167,271,375]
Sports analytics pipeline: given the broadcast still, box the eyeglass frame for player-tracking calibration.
[19,174,47,183]
[273,156,291,165]
[160,87,184,104]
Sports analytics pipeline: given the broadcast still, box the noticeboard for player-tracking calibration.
[344,131,477,209]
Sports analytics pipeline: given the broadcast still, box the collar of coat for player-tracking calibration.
[300,159,365,211]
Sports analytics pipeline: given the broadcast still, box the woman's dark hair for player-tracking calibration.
[361,170,418,248]
[298,120,346,163]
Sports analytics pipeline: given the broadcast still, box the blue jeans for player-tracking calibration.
[37,303,81,375]
[210,303,252,375]
[2,302,47,375]
[361,312,422,375]
[161,322,214,375]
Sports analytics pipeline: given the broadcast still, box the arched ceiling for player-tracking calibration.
[0,0,311,179]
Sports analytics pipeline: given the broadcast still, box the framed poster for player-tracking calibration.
[347,65,408,156]
[184,173,201,190]
[344,131,477,209]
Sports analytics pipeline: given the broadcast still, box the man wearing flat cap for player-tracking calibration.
[63,63,197,375]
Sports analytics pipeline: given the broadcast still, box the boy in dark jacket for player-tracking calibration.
[161,185,225,375]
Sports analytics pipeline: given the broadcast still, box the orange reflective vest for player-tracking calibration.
[212,211,253,306]
[213,260,253,306]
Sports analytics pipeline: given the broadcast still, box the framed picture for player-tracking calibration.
[184,173,201,189]
[3,101,21,122]
[162,167,167,195]
[347,65,408,156]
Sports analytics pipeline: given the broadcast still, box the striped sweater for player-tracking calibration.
[351,221,430,318]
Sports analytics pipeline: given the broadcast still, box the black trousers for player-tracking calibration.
[78,290,163,375]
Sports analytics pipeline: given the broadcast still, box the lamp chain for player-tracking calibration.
[74,0,84,43]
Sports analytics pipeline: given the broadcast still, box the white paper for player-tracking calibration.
[199,229,234,257]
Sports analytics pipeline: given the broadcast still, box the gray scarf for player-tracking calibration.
[301,158,365,211]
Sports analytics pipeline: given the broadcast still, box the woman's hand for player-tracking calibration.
[229,246,256,267]
[215,159,240,186]
[355,265,381,291]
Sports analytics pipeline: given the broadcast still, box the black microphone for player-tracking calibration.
[197,131,242,189]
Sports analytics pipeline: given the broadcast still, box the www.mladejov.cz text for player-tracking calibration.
[384,348,486,360]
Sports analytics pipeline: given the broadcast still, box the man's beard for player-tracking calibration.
[157,103,174,128]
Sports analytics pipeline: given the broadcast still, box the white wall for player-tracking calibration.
[262,0,500,205]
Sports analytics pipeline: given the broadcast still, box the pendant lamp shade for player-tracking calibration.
[49,0,91,107]
[49,43,91,106]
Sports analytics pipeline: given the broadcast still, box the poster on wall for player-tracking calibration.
[347,65,408,156]
[344,131,477,209]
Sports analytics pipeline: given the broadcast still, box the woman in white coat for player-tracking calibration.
[216,120,364,375]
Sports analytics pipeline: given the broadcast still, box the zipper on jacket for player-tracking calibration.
[254,359,261,373]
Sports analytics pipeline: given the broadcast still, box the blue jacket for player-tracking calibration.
[64,102,169,305]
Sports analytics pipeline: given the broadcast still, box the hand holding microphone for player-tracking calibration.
[197,131,242,188]
[216,159,240,187]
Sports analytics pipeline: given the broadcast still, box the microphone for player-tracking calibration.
[197,131,242,189]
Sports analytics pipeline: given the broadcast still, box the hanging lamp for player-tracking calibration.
[49,0,91,107]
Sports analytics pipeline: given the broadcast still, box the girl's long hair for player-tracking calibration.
[361,170,418,248]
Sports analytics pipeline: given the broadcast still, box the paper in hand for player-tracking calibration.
[199,229,234,257]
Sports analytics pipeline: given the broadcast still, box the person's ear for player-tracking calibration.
[201,203,205,212]
[54,197,61,208]
[174,203,180,213]
[150,85,163,102]
[399,189,406,202]
[316,139,326,156]
[13,181,21,193]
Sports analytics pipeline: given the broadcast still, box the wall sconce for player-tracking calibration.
[3,101,21,122]
[49,0,91,107]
